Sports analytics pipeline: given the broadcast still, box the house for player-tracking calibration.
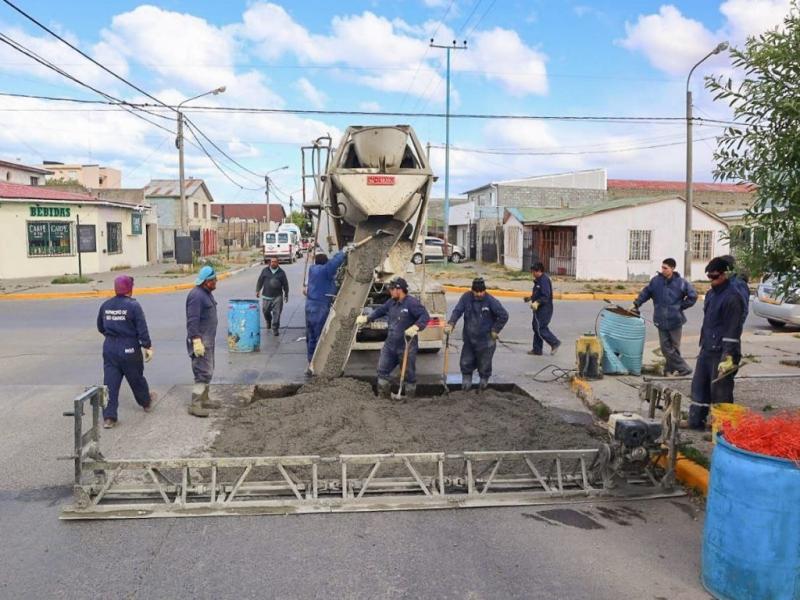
[607,179,755,213]
[210,203,285,224]
[425,196,468,238]
[0,182,157,279]
[42,162,122,189]
[0,159,52,186]
[144,179,217,259]
[502,195,729,281]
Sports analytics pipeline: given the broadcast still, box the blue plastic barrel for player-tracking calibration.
[597,308,645,375]
[703,436,800,599]
[227,299,261,352]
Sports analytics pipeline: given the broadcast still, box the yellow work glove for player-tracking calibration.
[404,325,420,338]
[490,331,499,341]
[530,301,540,311]
[717,355,735,376]
[355,315,368,326]
[444,323,454,334]
[143,348,154,363]
[192,338,205,357]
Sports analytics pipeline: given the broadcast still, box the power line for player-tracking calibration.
[184,115,265,181]
[1,0,175,112]
[463,0,497,39]
[183,120,264,191]
[429,135,719,156]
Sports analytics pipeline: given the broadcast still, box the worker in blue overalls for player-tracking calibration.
[96,275,155,428]
[688,257,748,430]
[356,277,429,399]
[304,250,346,371]
[186,265,221,417]
[446,277,509,392]
[525,262,561,356]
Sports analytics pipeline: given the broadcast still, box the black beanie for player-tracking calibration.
[471,277,487,292]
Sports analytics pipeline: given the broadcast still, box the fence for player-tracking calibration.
[217,221,273,249]
[480,229,504,263]
[522,226,576,276]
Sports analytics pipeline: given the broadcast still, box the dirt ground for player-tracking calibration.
[210,377,602,458]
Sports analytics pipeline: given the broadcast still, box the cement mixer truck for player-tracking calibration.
[301,126,446,377]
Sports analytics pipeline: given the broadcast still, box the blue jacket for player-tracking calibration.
[699,279,747,355]
[634,272,697,331]
[729,274,750,327]
[306,252,346,303]
[449,292,508,345]
[532,273,554,305]
[186,285,218,345]
[368,294,429,346]
[97,295,151,350]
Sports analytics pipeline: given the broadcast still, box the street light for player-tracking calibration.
[684,42,728,279]
[176,86,226,233]
[265,165,289,231]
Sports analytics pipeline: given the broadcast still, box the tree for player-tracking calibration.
[706,2,800,288]
[289,210,311,235]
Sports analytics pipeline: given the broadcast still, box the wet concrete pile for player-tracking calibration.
[210,377,602,459]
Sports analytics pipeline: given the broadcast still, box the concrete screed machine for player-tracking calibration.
[302,125,446,377]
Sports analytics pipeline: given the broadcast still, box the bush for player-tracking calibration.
[51,275,92,284]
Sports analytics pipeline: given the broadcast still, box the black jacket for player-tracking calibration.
[256,267,289,299]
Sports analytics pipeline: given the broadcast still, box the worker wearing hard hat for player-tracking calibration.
[356,277,429,398]
[96,275,156,428]
[687,257,748,430]
[304,250,346,370]
[186,265,221,417]
[445,277,509,392]
[525,262,561,356]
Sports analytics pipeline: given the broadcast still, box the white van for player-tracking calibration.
[263,231,296,263]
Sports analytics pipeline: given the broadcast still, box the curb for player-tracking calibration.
[442,285,637,301]
[572,375,710,496]
[0,263,258,301]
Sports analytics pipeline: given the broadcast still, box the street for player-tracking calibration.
[0,260,716,599]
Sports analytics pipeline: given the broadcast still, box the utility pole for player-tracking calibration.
[289,195,294,223]
[684,42,728,279]
[265,165,289,232]
[430,39,467,252]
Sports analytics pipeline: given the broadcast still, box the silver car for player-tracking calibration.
[752,277,800,328]
[412,236,466,264]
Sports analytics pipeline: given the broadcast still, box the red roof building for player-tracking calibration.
[607,179,755,212]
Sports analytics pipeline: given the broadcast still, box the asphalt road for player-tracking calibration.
[0,260,718,599]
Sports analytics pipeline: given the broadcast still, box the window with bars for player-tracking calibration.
[628,229,652,261]
[692,230,714,261]
[107,222,122,254]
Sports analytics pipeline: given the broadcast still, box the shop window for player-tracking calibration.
[628,229,651,261]
[194,202,199,218]
[27,221,72,257]
[692,230,714,261]
[107,222,122,254]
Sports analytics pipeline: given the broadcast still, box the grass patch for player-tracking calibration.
[110,264,131,271]
[762,404,775,412]
[592,401,611,421]
[615,284,626,290]
[678,443,711,469]
[51,275,92,284]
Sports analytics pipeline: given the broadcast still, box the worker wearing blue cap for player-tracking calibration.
[185,265,221,417]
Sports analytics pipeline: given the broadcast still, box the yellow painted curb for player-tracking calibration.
[659,454,710,496]
[0,270,236,301]
[441,285,638,301]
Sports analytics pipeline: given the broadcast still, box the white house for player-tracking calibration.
[503,195,729,281]
[0,159,52,186]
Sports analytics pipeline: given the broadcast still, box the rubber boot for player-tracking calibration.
[478,377,489,392]
[377,378,391,399]
[188,384,211,418]
[461,377,472,392]
[404,383,416,399]
[200,385,221,409]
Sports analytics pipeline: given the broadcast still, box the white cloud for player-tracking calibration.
[619,2,793,76]
[295,77,327,108]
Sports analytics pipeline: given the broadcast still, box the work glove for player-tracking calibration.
[717,355,735,377]
[444,323,454,335]
[355,315,368,326]
[530,301,540,311]
[404,325,420,338]
[284,295,289,303]
[192,338,205,357]
[522,296,532,303]
[143,347,154,363]
[490,331,499,341]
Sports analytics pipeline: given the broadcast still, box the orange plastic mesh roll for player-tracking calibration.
[723,411,800,463]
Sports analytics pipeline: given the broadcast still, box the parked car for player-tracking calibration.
[263,231,296,263]
[752,276,800,328]
[411,236,466,264]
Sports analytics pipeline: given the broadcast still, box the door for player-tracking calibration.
[146,223,158,263]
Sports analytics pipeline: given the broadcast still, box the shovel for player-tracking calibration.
[603,298,653,323]
[351,229,391,251]
[711,360,751,385]
[441,330,450,394]
[392,336,412,401]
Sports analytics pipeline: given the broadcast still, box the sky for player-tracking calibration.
[0,0,793,210]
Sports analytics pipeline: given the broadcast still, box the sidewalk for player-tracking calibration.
[579,328,800,467]
[0,249,262,299]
